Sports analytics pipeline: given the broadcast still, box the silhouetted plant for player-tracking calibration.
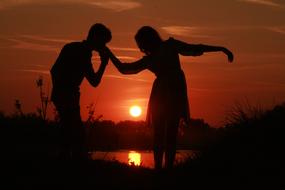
[14,99,24,117]
[224,99,264,127]
[86,102,103,125]
[36,76,49,122]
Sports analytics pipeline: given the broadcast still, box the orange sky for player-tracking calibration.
[0,0,285,127]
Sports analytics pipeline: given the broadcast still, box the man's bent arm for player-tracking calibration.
[85,58,108,87]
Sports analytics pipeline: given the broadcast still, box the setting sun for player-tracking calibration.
[129,106,142,117]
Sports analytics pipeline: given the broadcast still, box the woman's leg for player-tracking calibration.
[165,118,179,169]
[153,120,165,170]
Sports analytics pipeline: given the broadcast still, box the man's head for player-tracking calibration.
[87,23,112,51]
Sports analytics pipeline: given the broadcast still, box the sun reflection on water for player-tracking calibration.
[128,151,141,166]
[91,150,195,168]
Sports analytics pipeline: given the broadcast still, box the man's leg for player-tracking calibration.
[55,104,72,160]
[54,99,87,160]
[69,107,88,160]
[63,106,88,160]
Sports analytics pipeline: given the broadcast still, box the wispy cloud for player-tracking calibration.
[237,0,284,8]
[111,47,139,52]
[104,74,151,83]
[4,34,75,52]
[7,35,140,57]
[19,35,72,43]
[0,0,142,11]
[89,0,141,12]
[18,69,50,75]
[266,26,285,35]
[161,26,213,38]
[92,55,137,63]
[162,25,285,38]
[7,38,59,52]
[116,56,138,60]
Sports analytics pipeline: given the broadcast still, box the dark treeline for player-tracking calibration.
[86,118,216,151]
[0,110,215,160]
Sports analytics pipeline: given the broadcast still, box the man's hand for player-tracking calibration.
[98,46,109,66]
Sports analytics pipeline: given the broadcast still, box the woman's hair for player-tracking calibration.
[135,26,163,54]
[87,23,112,44]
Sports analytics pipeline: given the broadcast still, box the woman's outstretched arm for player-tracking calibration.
[105,47,149,74]
[170,38,234,62]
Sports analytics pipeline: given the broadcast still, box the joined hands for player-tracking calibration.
[98,46,110,65]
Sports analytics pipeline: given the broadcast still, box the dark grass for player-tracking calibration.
[173,101,285,182]
[1,102,285,189]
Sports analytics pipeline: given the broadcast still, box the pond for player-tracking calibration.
[90,150,196,168]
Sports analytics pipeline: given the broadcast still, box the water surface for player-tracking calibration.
[91,150,195,168]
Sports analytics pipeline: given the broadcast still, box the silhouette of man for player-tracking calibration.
[50,23,111,160]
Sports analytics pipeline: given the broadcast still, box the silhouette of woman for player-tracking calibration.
[106,26,233,170]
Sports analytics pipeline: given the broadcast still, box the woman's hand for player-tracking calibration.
[101,46,121,65]
[222,47,234,63]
